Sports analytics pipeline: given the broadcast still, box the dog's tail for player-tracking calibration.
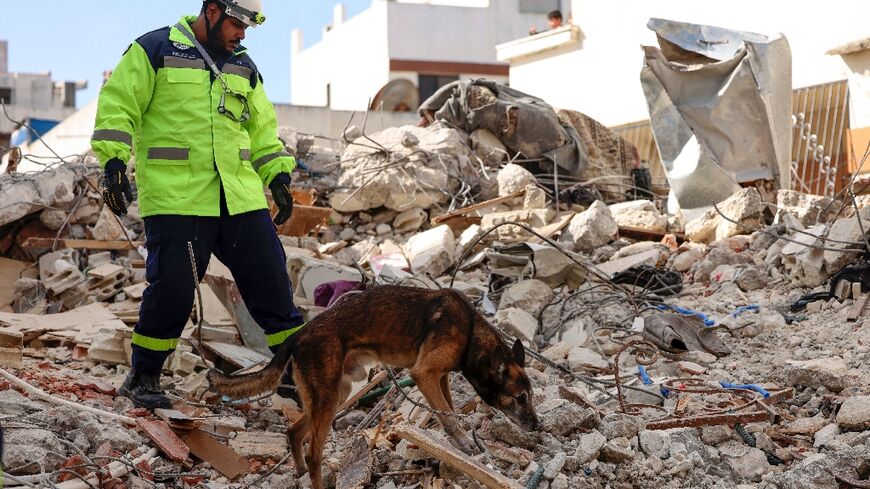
[206,340,294,399]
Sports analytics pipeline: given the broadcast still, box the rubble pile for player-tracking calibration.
[1,139,870,489]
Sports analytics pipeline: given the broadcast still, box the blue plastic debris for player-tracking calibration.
[655,304,715,326]
[731,304,760,318]
[719,380,770,398]
[638,366,671,397]
[637,365,653,385]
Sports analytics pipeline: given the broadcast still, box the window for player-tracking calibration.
[519,0,559,14]
[0,87,11,104]
[418,75,458,105]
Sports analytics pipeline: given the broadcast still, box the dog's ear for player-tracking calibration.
[512,338,525,365]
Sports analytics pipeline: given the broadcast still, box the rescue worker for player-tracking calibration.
[91,0,304,409]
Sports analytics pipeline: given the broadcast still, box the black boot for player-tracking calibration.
[118,369,171,410]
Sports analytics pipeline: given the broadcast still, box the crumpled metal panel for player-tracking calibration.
[641,18,792,220]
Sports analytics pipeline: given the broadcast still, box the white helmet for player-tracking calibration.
[217,0,266,28]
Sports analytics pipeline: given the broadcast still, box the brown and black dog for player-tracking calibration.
[208,285,539,489]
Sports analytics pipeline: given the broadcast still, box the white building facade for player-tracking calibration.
[496,0,870,129]
[0,41,85,144]
[291,0,570,112]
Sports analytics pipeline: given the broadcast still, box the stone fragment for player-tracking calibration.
[575,431,606,463]
[608,200,668,233]
[92,206,130,241]
[494,307,538,341]
[538,399,599,436]
[482,417,540,449]
[497,163,536,197]
[567,347,608,370]
[229,431,288,458]
[4,428,66,474]
[561,200,618,251]
[599,413,645,440]
[718,440,771,480]
[777,189,833,227]
[470,129,507,165]
[638,430,671,459]
[685,188,763,244]
[600,437,635,463]
[523,185,547,209]
[392,208,427,233]
[405,225,456,277]
[784,356,850,392]
[814,423,841,448]
[481,208,556,242]
[543,451,567,479]
[824,207,870,274]
[498,279,554,316]
[837,396,870,431]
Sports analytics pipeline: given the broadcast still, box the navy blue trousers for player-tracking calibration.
[133,197,304,375]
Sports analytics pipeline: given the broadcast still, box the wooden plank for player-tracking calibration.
[183,429,249,480]
[848,293,869,322]
[21,238,143,250]
[619,225,686,243]
[393,423,523,489]
[203,341,271,369]
[529,212,574,244]
[432,190,525,225]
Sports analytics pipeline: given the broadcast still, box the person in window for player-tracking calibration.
[529,10,564,35]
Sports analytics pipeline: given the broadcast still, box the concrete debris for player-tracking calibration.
[497,163,537,197]
[837,396,870,431]
[562,200,618,251]
[495,307,539,342]
[405,224,456,277]
[2,107,870,489]
[685,188,764,244]
[609,200,669,233]
[498,279,554,317]
[776,190,834,227]
[784,356,851,392]
[329,123,474,212]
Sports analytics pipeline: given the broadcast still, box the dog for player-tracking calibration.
[208,285,540,489]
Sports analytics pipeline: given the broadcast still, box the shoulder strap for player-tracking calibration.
[174,22,227,88]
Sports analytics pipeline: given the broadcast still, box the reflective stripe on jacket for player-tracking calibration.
[91,15,296,217]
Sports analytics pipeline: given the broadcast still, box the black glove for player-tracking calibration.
[102,158,134,216]
[269,172,294,225]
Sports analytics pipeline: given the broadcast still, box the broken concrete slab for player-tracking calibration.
[561,201,618,252]
[495,307,538,342]
[609,200,668,234]
[330,124,474,212]
[776,189,834,227]
[685,188,763,244]
[405,225,456,277]
[497,163,536,197]
[784,356,851,392]
[497,279,554,317]
[837,396,870,431]
[229,431,289,458]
